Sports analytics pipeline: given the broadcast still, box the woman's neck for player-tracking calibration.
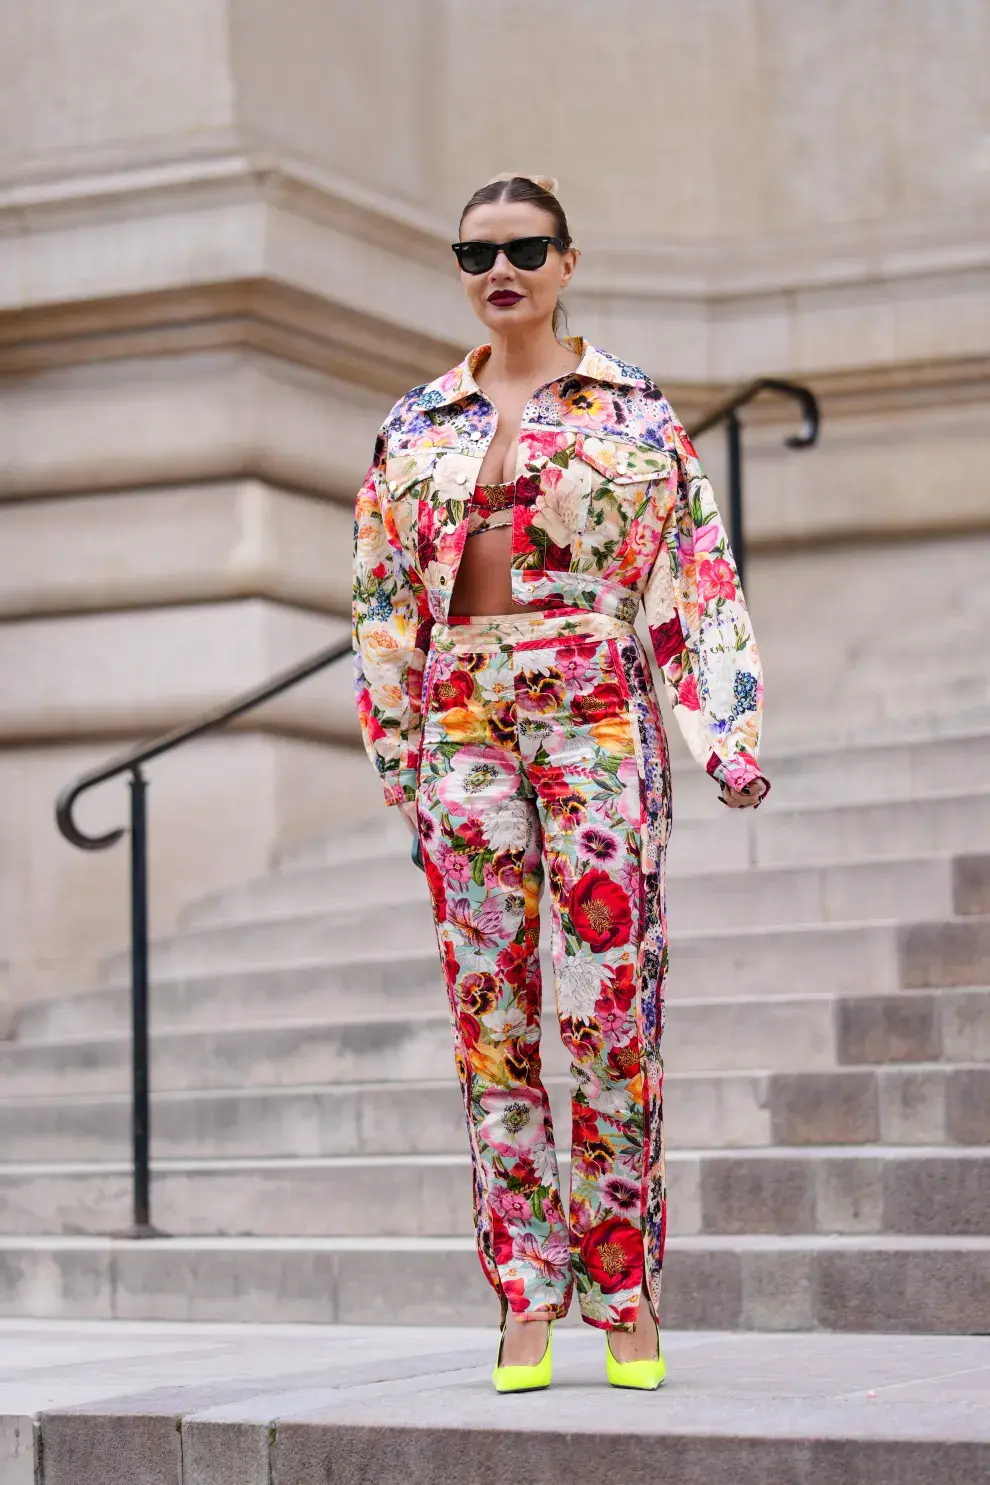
[479,326,582,388]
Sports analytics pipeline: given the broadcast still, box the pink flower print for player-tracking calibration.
[720,753,765,792]
[604,1176,640,1213]
[479,1087,548,1160]
[697,557,736,605]
[512,1228,572,1283]
[523,427,572,465]
[597,1004,632,1038]
[555,643,596,686]
[580,826,618,863]
[693,521,721,554]
[677,674,701,711]
[616,756,642,828]
[435,839,472,887]
[448,896,508,950]
[491,1187,534,1224]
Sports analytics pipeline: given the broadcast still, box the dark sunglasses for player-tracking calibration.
[451,236,567,275]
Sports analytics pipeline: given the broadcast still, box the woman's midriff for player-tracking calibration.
[447,526,544,617]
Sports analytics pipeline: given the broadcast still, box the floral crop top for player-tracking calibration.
[467,481,516,537]
[353,336,768,808]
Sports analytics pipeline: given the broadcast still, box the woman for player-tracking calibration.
[352,173,768,1392]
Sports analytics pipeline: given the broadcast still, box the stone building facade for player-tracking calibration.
[1,0,988,1015]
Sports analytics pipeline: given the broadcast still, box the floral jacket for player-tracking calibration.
[352,337,767,807]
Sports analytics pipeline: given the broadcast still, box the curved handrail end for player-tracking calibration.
[55,782,126,853]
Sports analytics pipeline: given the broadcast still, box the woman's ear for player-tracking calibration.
[560,246,580,289]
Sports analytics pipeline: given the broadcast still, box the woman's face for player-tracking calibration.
[457,199,578,337]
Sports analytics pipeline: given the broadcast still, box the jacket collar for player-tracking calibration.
[418,336,647,409]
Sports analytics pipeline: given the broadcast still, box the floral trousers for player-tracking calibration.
[415,607,672,1331]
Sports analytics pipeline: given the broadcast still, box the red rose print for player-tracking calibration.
[491,1212,515,1266]
[572,1106,600,1148]
[570,870,632,951]
[572,682,626,724]
[497,940,536,992]
[607,963,637,1012]
[608,1040,643,1083]
[580,1217,642,1294]
[649,615,684,666]
[432,670,475,711]
[424,854,447,922]
[441,939,459,987]
[459,1013,481,1050]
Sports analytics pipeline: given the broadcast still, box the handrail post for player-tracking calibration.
[725,408,745,589]
[128,765,153,1236]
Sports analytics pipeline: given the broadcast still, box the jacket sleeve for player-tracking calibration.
[352,428,424,807]
[643,418,769,796]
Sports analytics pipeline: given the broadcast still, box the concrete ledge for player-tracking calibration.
[4,1322,987,1485]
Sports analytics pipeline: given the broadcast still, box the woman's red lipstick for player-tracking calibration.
[488,290,523,306]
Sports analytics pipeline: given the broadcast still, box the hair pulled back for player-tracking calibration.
[459,173,575,339]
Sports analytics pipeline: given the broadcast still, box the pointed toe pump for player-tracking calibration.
[492,1321,553,1393]
[605,1315,666,1391]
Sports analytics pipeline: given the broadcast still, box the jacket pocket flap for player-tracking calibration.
[383,449,438,496]
[575,435,675,484]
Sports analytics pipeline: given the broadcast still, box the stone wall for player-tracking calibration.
[1,0,988,1013]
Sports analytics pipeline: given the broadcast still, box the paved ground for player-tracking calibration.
[1,1320,988,1484]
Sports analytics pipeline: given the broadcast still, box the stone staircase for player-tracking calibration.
[1,729,988,1333]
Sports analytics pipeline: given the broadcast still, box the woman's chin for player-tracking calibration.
[476,303,543,334]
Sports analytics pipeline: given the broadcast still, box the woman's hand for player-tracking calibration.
[719,779,768,810]
[399,799,419,836]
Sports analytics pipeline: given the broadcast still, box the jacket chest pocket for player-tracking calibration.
[570,435,676,575]
[382,450,438,552]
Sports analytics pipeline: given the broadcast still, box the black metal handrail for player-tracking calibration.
[53,375,818,1239]
[688,377,820,587]
[55,636,351,1236]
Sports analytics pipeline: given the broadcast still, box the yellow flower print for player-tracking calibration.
[589,716,635,755]
[439,704,489,743]
[562,386,610,430]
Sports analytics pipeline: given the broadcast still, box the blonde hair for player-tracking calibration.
[485,171,560,197]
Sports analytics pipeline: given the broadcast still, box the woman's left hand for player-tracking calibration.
[719,779,768,810]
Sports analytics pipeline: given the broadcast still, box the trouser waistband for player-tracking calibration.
[431,608,636,650]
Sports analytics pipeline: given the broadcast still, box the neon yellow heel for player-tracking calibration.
[492,1320,553,1393]
[605,1315,666,1390]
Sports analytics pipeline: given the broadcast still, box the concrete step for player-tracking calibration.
[1,1232,987,1333]
[22,911,990,1048]
[279,788,990,878]
[4,988,989,1099]
[9,1324,990,1485]
[0,1062,985,1164]
[0,1146,985,1239]
[177,850,990,937]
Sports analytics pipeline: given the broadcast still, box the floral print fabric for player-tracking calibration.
[352,336,767,808]
[416,608,669,1329]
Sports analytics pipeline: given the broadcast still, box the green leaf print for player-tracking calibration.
[470,852,490,887]
[529,1188,545,1223]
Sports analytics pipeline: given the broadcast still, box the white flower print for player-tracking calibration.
[533,484,584,548]
[482,796,532,853]
[558,957,603,1020]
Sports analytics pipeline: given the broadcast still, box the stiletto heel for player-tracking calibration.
[492,1320,553,1393]
[605,1313,666,1390]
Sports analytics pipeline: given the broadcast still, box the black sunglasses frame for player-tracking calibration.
[451,236,568,275]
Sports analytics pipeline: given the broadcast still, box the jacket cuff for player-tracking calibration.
[382,779,414,808]
[706,750,770,800]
